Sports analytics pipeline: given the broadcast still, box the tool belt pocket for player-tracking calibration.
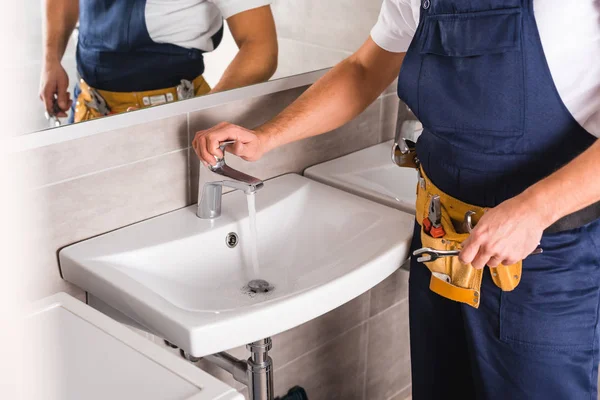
[415,169,523,308]
[418,199,485,308]
[74,86,107,123]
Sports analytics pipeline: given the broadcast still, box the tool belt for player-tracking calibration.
[415,166,521,309]
[74,75,211,123]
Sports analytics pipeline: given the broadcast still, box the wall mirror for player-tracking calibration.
[17,0,382,136]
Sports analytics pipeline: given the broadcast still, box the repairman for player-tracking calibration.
[193,1,600,399]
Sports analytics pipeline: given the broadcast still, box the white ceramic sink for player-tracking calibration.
[60,174,414,357]
[304,140,419,214]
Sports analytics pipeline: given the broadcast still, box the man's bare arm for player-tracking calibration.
[194,37,405,164]
[43,0,78,64]
[39,0,78,117]
[210,6,278,93]
[526,139,600,224]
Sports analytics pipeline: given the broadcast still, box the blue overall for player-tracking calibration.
[76,0,223,92]
[397,1,600,399]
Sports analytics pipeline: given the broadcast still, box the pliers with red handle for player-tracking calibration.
[423,195,445,238]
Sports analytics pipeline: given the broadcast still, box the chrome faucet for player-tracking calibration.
[197,141,264,219]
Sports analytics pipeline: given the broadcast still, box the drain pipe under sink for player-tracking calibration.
[203,352,249,386]
[181,337,274,400]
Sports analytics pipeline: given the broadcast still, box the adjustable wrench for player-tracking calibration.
[413,246,543,263]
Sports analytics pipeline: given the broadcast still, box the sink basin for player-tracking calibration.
[304,140,418,214]
[60,174,414,357]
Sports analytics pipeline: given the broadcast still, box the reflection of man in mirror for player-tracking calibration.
[39,1,278,123]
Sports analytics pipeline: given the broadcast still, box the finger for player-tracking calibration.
[231,141,251,159]
[458,235,480,265]
[501,257,519,266]
[55,97,73,118]
[471,247,494,270]
[57,77,70,111]
[41,85,57,114]
[193,123,229,157]
[208,124,250,158]
[222,141,235,153]
[192,132,211,166]
[192,136,199,158]
[205,132,237,159]
[198,136,217,166]
[191,136,208,167]
[195,122,258,161]
[206,134,225,160]
[487,255,503,268]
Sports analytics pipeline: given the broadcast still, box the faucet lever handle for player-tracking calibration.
[218,140,236,152]
[209,141,237,171]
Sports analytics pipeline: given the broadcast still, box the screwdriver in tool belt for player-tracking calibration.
[423,195,445,238]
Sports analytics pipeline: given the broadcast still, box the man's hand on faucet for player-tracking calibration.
[193,122,269,167]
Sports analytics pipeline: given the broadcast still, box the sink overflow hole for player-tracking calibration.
[248,279,273,293]
[226,232,238,248]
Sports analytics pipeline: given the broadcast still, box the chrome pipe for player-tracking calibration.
[203,352,249,386]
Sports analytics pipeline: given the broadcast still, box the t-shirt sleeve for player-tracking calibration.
[211,0,273,19]
[370,0,420,53]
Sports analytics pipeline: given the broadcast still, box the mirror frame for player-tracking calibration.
[10,68,329,152]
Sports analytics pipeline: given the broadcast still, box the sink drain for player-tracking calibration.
[226,232,238,248]
[248,279,273,293]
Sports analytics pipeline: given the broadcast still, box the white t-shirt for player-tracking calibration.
[145,0,272,52]
[371,0,600,138]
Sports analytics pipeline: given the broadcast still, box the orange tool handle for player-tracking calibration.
[430,225,445,238]
[422,218,432,233]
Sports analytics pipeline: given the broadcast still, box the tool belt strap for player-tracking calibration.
[547,200,600,233]
[416,166,522,309]
[429,272,480,306]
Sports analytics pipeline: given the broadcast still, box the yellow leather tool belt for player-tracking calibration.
[74,75,211,123]
[416,166,522,309]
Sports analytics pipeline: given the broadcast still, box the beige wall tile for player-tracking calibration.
[370,266,409,317]
[381,96,418,143]
[17,115,187,187]
[366,299,411,400]
[274,324,368,400]
[25,150,189,301]
[272,0,383,53]
[189,147,202,203]
[381,95,400,142]
[273,39,351,80]
[271,291,369,367]
[384,78,399,95]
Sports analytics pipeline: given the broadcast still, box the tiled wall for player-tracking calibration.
[270,0,383,80]
[272,0,383,53]
[18,82,410,400]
